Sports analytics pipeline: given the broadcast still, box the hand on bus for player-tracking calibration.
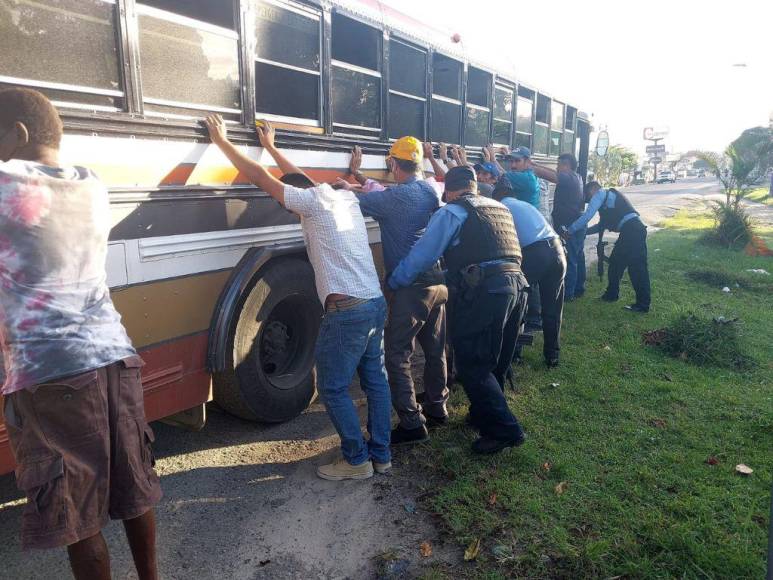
[256,121,276,151]
[438,143,449,162]
[498,145,510,156]
[333,177,356,191]
[482,147,491,162]
[349,145,362,174]
[422,142,434,159]
[204,114,228,145]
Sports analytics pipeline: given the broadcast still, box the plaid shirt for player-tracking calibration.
[356,177,442,273]
[283,183,382,304]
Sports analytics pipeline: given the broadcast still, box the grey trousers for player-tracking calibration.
[385,284,449,429]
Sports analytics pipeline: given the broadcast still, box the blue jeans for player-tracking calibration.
[315,296,391,465]
[565,228,587,299]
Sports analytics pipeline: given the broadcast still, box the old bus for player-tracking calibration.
[0,0,591,474]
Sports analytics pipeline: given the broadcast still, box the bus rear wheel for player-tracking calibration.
[214,259,322,422]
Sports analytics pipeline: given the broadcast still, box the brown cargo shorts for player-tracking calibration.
[3,356,162,550]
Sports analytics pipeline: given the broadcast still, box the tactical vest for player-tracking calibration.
[598,188,639,232]
[444,194,521,278]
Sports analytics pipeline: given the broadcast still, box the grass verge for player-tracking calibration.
[747,187,772,206]
[410,210,772,579]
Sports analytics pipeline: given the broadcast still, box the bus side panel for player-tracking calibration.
[0,333,212,477]
[138,332,212,423]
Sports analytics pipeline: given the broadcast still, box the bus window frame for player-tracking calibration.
[514,84,535,151]
[4,0,589,158]
[491,79,515,148]
[252,0,324,129]
[385,35,430,142]
[329,8,383,137]
[429,50,464,145]
[133,0,244,122]
[463,64,494,148]
[0,0,129,115]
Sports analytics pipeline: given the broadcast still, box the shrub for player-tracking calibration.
[701,201,754,249]
[643,312,754,369]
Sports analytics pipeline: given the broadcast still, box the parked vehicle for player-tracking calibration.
[657,171,676,184]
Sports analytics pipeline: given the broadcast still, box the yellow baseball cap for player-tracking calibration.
[389,136,423,162]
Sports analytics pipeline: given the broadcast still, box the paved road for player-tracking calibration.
[580,177,724,262]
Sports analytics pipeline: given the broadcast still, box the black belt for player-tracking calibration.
[523,237,560,251]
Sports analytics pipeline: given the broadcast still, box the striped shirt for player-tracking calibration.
[283,183,382,304]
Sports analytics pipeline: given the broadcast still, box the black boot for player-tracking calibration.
[390,424,429,445]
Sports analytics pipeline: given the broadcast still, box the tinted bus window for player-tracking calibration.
[551,101,565,131]
[255,2,321,124]
[534,124,549,155]
[331,67,380,129]
[535,93,550,124]
[493,85,513,145]
[515,97,533,133]
[331,14,381,133]
[390,41,426,97]
[389,95,424,140]
[465,107,490,147]
[467,67,491,108]
[0,0,123,110]
[430,99,461,144]
[388,40,426,140]
[137,2,240,119]
[432,54,462,101]
[332,13,380,71]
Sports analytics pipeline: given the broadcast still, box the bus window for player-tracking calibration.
[430,54,462,144]
[388,40,427,140]
[0,0,123,112]
[254,1,321,125]
[562,106,576,154]
[464,67,491,147]
[514,86,534,150]
[331,13,381,135]
[550,101,564,156]
[492,85,513,146]
[533,93,550,155]
[137,0,241,120]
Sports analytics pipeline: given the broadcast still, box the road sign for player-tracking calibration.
[646,144,666,154]
[649,156,662,164]
[643,127,670,140]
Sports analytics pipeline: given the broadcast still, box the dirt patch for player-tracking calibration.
[0,379,459,579]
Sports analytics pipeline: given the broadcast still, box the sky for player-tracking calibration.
[382,0,773,159]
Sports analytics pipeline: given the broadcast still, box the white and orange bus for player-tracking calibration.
[0,0,591,474]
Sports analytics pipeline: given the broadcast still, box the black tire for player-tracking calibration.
[214,259,322,422]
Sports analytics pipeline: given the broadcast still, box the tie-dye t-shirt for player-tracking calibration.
[0,160,136,395]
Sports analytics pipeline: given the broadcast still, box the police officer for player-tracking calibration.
[563,181,651,312]
[388,166,528,454]
[493,182,567,367]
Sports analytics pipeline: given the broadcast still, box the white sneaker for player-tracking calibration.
[373,461,392,474]
[316,457,374,481]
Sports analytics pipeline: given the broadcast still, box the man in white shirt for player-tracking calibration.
[204,117,391,481]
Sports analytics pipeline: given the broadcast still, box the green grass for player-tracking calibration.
[409,211,773,578]
[747,187,772,206]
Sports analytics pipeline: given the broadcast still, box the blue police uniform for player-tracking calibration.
[389,193,528,452]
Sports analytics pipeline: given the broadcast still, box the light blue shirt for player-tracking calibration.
[504,169,540,208]
[388,204,467,289]
[500,197,556,247]
[568,188,639,234]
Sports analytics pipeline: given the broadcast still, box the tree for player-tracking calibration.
[589,145,639,186]
[696,126,773,207]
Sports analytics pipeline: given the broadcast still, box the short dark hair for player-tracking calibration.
[280,172,315,188]
[584,180,601,196]
[392,158,419,174]
[492,176,514,201]
[0,88,63,149]
[558,153,577,172]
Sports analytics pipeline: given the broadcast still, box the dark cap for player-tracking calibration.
[444,165,477,192]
